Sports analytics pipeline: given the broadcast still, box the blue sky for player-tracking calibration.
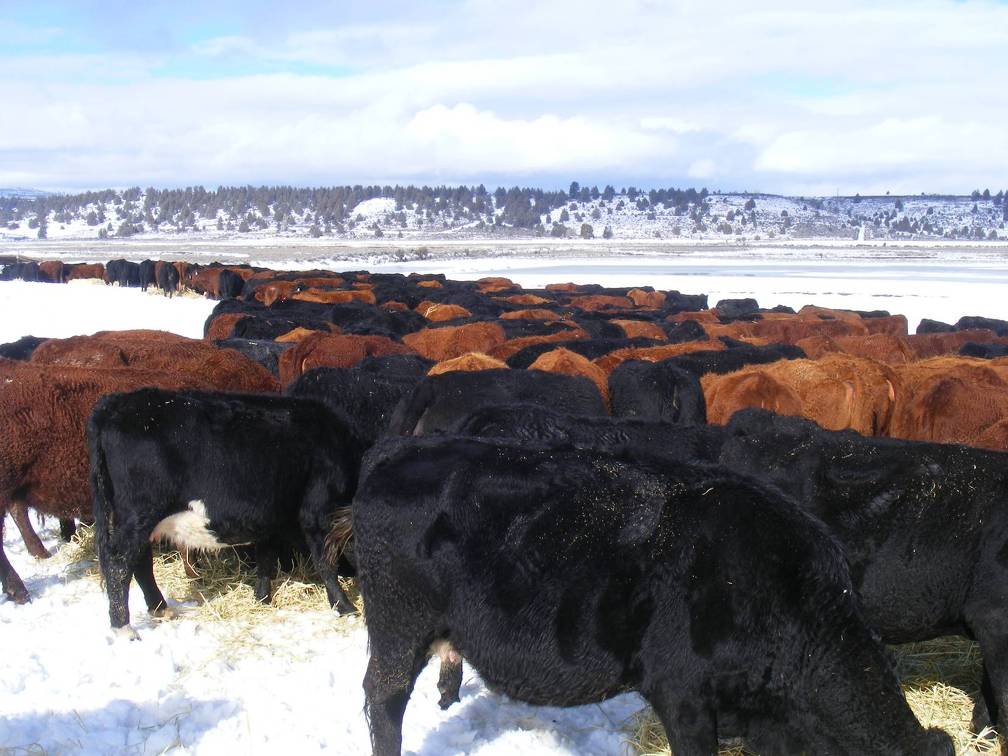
[1,0,1006,193]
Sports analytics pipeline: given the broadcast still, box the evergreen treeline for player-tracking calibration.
[0,183,715,235]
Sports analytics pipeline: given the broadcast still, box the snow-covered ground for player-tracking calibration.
[0,523,643,755]
[1,249,1005,755]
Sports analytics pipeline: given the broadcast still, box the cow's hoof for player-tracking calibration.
[28,547,52,560]
[3,582,30,605]
[113,625,140,641]
[334,601,357,616]
[437,693,460,711]
[150,605,178,620]
[971,701,996,738]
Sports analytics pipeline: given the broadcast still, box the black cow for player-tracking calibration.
[607,359,706,424]
[720,408,1008,730]
[957,316,1008,336]
[385,369,607,436]
[454,405,726,463]
[218,269,245,299]
[286,366,424,446]
[88,388,362,635]
[505,337,661,369]
[917,318,955,334]
[138,260,156,292]
[715,297,760,321]
[156,263,180,297]
[105,259,141,288]
[0,261,41,282]
[663,341,806,378]
[214,338,292,377]
[0,335,48,361]
[960,342,1008,359]
[353,436,951,755]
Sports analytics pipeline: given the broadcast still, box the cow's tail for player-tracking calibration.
[324,506,354,567]
[88,409,114,591]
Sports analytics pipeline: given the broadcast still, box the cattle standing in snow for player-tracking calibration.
[353,436,952,756]
[88,388,362,635]
[720,407,1008,730]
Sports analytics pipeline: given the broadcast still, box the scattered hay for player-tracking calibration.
[150,547,363,624]
[51,526,362,656]
[52,523,100,581]
[627,637,1002,755]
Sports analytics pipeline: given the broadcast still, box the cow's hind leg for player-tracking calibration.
[254,539,278,604]
[432,639,463,710]
[364,638,430,756]
[98,533,138,636]
[300,483,356,614]
[10,503,49,559]
[133,544,171,618]
[0,516,29,604]
[644,681,717,756]
[59,518,77,542]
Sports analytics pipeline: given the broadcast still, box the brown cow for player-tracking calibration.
[39,261,65,284]
[499,309,561,322]
[416,303,472,322]
[403,322,507,362]
[31,331,279,393]
[486,327,590,362]
[568,294,634,312]
[498,294,552,306]
[889,357,1008,446]
[292,288,376,305]
[593,340,727,374]
[204,312,247,342]
[278,332,416,386]
[795,333,917,365]
[627,289,666,309]
[528,348,610,408]
[702,354,898,436]
[0,359,217,603]
[904,330,1000,360]
[610,319,668,342]
[65,263,106,282]
[476,277,518,293]
[427,352,508,375]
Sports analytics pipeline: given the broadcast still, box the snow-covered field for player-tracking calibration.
[1,249,1005,755]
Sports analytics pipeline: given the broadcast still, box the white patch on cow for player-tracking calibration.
[150,500,229,551]
[430,639,461,665]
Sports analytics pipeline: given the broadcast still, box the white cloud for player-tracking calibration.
[2,0,1007,192]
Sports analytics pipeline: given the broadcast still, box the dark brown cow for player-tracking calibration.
[0,360,215,603]
[65,263,106,282]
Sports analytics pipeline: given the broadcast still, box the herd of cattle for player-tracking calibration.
[7,257,1008,754]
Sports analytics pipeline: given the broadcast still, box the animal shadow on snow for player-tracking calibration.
[0,695,236,754]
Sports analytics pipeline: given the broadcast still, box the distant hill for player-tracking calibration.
[0,184,1005,242]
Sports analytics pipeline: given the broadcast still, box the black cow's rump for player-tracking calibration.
[353,436,950,756]
[88,388,362,633]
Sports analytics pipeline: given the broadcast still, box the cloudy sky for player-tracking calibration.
[2,0,1006,194]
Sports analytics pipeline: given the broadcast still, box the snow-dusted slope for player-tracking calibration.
[2,188,1005,243]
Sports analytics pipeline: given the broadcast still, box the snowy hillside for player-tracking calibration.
[1,185,1005,244]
